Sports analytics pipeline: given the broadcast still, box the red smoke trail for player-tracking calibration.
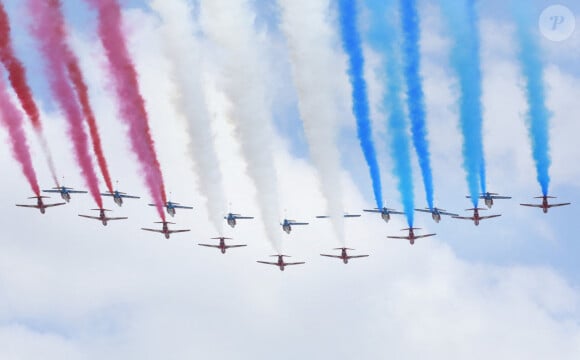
[86,0,167,220]
[67,60,114,193]
[0,73,40,196]
[0,2,59,186]
[27,0,102,207]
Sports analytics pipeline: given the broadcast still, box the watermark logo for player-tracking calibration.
[539,5,576,41]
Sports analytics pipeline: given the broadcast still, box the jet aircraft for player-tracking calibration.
[141,221,190,239]
[148,201,193,217]
[224,213,254,228]
[415,207,458,223]
[520,195,571,214]
[78,208,128,226]
[466,192,511,208]
[257,255,305,271]
[387,227,436,245]
[198,237,247,254]
[102,189,140,207]
[42,186,87,202]
[320,247,369,264]
[280,218,309,234]
[363,207,403,223]
[15,196,66,214]
[452,208,501,226]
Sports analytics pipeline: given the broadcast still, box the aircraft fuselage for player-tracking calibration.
[381,212,390,222]
[227,217,236,228]
[484,197,493,208]
[432,213,441,223]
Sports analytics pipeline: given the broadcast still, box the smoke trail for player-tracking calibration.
[27,0,103,208]
[366,0,414,228]
[0,2,59,186]
[85,0,167,220]
[337,0,383,210]
[150,0,226,233]
[0,73,40,196]
[400,0,434,210]
[199,0,282,252]
[439,0,485,207]
[278,0,345,243]
[513,6,551,196]
[67,61,114,193]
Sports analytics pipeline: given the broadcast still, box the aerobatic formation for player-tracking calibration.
[0,0,572,272]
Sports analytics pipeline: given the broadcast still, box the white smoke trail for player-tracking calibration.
[150,0,226,234]
[278,0,346,244]
[198,0,282,252]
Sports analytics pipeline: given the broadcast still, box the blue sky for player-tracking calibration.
[1,0,579,358]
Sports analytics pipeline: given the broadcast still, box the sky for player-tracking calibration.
[0,0,579,358]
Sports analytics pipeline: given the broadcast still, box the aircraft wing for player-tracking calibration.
[225,245,247,249]
[285,262,305,266]
[256,261,278,266]
[387,236,411,239]
[105,217,128,221]
[343,214,361,218]
[120,194,140,199]
[289,222,309,225]
[491,195,511,199]
[168,229,191,234]
[44,202,66,208]
[520,203,543,208]
[414,234,436,239]
[78,215,101,220]
[235,216,254,219]
[320,254,342,258]
[415,209,432,213]
[42,190,61,193]
[439,211,459,216]
[15,204,39,208]
[390,211,404,215]
[198,244,221,248]
[549,203,571,208]
[66,190,88,194]
[348,255,370,259]
[479,215,501,220]
[363,209,380,213]
[174,205,193,209]
[141,228,164,233]
[452,216,475,220]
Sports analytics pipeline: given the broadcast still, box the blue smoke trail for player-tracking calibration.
[366,0,414,227]
[400,0,434,211]
[440,0,485,207]
[337,0,383,209]
[514,7,551,196]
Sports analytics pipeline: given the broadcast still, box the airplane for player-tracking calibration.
[520,195,571,214]
[224,213,254,228]
[78,208,128,226]
[415,207,459,223]
[316,213,361,219]
[15,195,66,214]
[198,236,247,254]
[280,218,309,234]
[102,189,140,207]
[42,186,87,202]
[363,207,403,223]
[466,192,511,208]
[257,255,305,271]
[452,208,501,226]
[387,227,436,245]
[141,221,190,239]
[148,200,193,217]
[320,247,369,264]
